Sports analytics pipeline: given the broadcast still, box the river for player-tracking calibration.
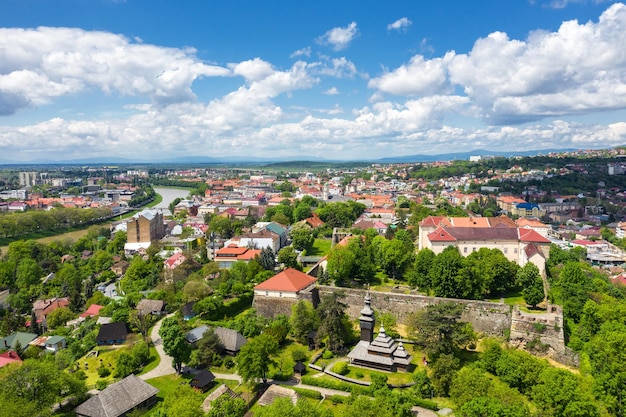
[152,187,192,215]
[0,186,192,255]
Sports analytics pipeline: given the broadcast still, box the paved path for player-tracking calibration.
[140,313,176,380]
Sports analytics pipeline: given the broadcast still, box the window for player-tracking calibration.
[279,292,283,297]
[504,248,508,254]
[265,291,268,296]
[464,247,468,253]
[473,247,476,252]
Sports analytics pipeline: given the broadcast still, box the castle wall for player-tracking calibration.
[316,286,512,336]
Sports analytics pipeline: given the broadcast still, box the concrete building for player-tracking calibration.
[125,209,165,253]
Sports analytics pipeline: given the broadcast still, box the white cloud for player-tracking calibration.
[387,17,412,32]
[0,27,230,114]
[310,57,357,78]
[317,22,358,51]
[324,87,339,95]
[228,58,274,82]
[369,3,626,124]
[368,54,451,96]
[290,47,311,58]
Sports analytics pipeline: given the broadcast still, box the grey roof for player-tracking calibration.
[75,374,158,417]
[136,299,165,315]
[186,325,209,344]
[214,326,247,352]
[258,384,298,407]
[202,384,239,412]
[265,222,286,236]
[348,341,394,366]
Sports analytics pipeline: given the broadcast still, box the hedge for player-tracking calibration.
[289,386,323,400]
[414,398,439,411]
[300,375,370,396]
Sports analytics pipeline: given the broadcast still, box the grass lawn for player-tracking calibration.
[79,343,159,388]
[331,360,416,385]
[268,341,311,378]
[308,238,331,256]
[146,374,190,400]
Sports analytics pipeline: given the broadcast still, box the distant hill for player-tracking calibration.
[0,148,582,166]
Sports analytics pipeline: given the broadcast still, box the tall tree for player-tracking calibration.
[236,333,278,384]
[410,302,474,360]
[159,317,191,374]
[316,291,350,353]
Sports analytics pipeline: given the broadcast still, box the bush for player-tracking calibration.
[355,371,364,379]
[300,375,369,396]
[290,386,323,400]
[291,346,309,363]
[333,362,349,375]
[95,379,109,391]
[97,366,111,378]
[322,350,334,360]
[414,398,439,411]
[328,394,347,404]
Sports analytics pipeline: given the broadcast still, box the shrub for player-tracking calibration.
[97,366,111,378]
[333,362,349,375]
[290,386,322,400]
[291,346,309,363]
[355,371,364,379]
[95,379,109,391]
[322,350,334,360]
[300,375,369,395]
[414,398,439,411]
[328,395,347,404]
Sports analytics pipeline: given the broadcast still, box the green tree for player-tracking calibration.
[289,223,314,251]
[316,291,350,353]
[190,327,223,368]
[259,247,277,270]
[159,317,191,374]
[277,246,299,269]
[430,353,460,397]
[410,302,474,360]
[522,272,544,308]
[290,300,318,344]
[255,397,333,417]
[236,333,278,384]
[206,396,247,417]
[157,384,204,417]
[532,367,598,417]
[428,246,465,298]
[45,306,77,329]
[408,248,436,290]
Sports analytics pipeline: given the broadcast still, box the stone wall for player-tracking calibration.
[253,287,319,318]
[316,286,512,336]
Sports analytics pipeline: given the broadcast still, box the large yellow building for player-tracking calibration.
[418,216,551,276]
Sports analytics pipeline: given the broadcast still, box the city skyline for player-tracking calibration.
[1,0,626,162]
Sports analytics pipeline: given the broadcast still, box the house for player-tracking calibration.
[32,297,70,322]
[29,335,67,352]
[293,361,306,376]
[110,260,129,276]
[80,304,105,318]
[75,374,158,417]
[164,252,186,270]
[213,326,247,355]
[253,268,317,299]
[189,368,216,392]
[186,325,209,344]
[347,293,412,372]
[214,244,261,269]
[0,350,22,367]
[224,228,281,253]
[201,384,240,413]
[185,325,247,355]
[96,322,129,345]
[135,299,166,316]
[0,331,37,350]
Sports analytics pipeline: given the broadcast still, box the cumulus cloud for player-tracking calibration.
[368,54,451,96]
[317,22,358,51]
[228,58,274,82]
[0,27,230,114]
[370,3,626,124]
[310,57,358,78]
[387,17,412,32]
[324,87,340,95]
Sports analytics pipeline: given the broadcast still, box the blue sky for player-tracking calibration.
[1,0,625,162]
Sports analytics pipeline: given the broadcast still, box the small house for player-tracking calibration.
[75,374,158,417]
[96,322,129,346]
[189,369,215,392]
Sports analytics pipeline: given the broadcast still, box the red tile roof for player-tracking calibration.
[254,268,317,292]
[81,304,105,318]
[0,350,22,367]
[518,228,550,243]
[427,226,457,242]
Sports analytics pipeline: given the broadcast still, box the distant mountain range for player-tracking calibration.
[0,148,580,166]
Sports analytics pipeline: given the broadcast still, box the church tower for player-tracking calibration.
[359,292,375,342]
